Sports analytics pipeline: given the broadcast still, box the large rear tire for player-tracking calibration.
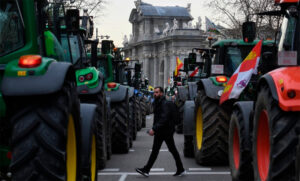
[8,79,81,181]
[130,97,137,140]
[253,85,300,181]
[135,98,142,131]
[175,100,185,134]
[111,98,130,154]
[193,89,229,165]
[229,108,253,181]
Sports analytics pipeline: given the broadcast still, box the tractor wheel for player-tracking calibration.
[193,89,229,165]
[135,98,142,131]
[229,109,253,181]
[296,135,300,181]
[94,107,107,170]
[79,89,108,170]
[8,79,81,181]
[253,85,300,181]
[175,100,185,134]
[130,97,137,140]
[140,98,147,128]
[128,100,133,148]
[184,135,194,158]
[111,99,130,154]
[105,100,112,160]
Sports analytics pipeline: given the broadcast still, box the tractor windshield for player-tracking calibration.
[0,0,25,57]
[278,16,296,51]
[224,46,253,76]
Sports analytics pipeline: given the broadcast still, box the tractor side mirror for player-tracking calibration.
[135,63,141,72]
[242,21,256,43]
[184,58,189,71]
[188,53,197,64]
[66,9,80,31]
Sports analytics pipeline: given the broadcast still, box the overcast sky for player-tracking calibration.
[94,0,214,47]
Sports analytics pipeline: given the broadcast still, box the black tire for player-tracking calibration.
[175,100,185,134]
[184,135,194,158]
[140,98,147,128]
[105,100,112,160]
[253,85,300,181]
[8,78,81,181]
[94,107,107,170]
[111,98,130,154]
[229,108,253,181]
[130,97,137,140]
[79,88,108,170]
[296,134,300,181]
[135,98,142,131]
[193,89,229,165]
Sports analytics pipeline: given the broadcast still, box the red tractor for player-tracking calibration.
[227,0,300,180]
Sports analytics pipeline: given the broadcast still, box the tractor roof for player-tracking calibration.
[212,39,274,48]
[275,0,299,5]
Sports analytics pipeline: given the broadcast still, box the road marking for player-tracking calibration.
[98,171,230,176]
[149,149,168,152]
[101,168,120,172]
[129,149,135,152]
[118,174,127,181]
[189,168,212,171]
[150,168,165,172]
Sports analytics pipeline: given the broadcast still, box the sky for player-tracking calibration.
[94,0,215,47]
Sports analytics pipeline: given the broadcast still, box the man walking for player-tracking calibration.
[136,87,185,177]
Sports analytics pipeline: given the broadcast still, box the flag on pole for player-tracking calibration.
[174,57,183,77]
[205,17,220,34]
[219,40,263,105]
[189,67,199,77]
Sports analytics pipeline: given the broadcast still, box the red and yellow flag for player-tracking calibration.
[219,40,263,105]
[174,57,183,77]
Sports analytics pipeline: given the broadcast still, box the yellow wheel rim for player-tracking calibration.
[91,135,96,181]
[67,115,77,181]
[196,107,203,150]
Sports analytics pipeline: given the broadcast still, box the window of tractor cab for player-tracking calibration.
[0,0,25,57]
[278,15,296,51]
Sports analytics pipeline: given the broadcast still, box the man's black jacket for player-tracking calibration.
[152,96,178,135]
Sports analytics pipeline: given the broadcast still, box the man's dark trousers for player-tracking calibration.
[144,133,184,171]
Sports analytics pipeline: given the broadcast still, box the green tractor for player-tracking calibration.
[0,0,98,180]
[59,8,110,170]
[181,39,275,165]
[96,40,132,153]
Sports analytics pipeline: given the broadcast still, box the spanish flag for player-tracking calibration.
[220,40,263,105]
[174,57,183,77]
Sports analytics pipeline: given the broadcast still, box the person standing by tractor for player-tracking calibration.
[136,87,185,177]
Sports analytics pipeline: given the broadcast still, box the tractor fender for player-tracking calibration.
[79,103,97,174]
[77,72,104,95]
[258,67,300,111]
[233,101,254,150]
[105,85,128,103]
[177,86,189,102]
[183,100,195,136]
[128,87,135,98]
[188,82,197,100]
[198,78,224,100]
[1,62,74,96]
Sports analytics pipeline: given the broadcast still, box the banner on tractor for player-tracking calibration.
[205,17,221,35]
[174,57,183,77]
[219,40,263,105]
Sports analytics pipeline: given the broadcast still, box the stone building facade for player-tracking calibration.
[123,0,208,88]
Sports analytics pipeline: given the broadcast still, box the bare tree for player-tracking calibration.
[65,0,105,18]
[207,0,281,39]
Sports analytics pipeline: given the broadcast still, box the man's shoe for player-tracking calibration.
[173,169,186,176]
[136,168,149,177]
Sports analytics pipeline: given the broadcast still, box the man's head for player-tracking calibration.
[154,87,164,99]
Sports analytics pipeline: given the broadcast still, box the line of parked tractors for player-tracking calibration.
[0,0,154,180]
[166,0,300,180]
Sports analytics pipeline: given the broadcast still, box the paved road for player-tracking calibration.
[98,115,232,181]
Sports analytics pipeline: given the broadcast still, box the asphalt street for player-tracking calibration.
[98,114,232,181]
